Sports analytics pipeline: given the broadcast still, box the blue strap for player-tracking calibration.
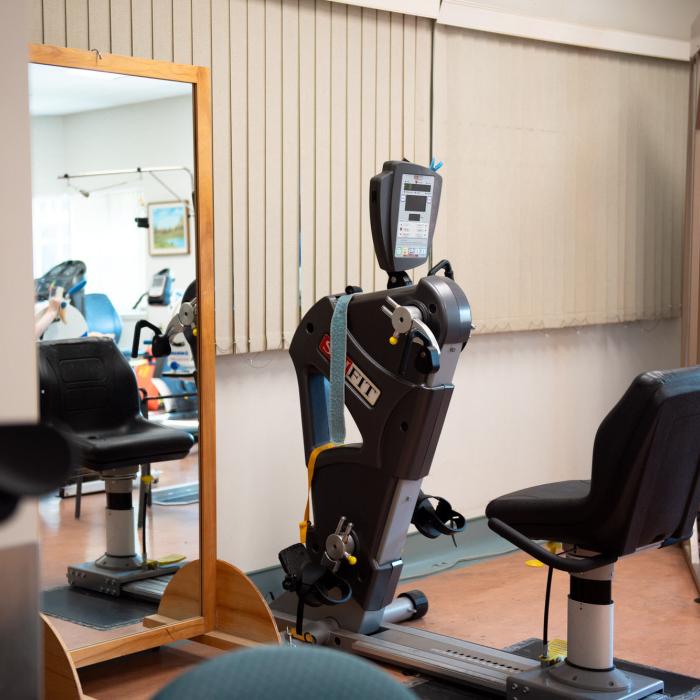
[328,294,354,444]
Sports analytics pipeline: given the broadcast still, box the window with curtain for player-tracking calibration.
[34,0,691,351]
[433,26,689,333]
[225,0,433,353]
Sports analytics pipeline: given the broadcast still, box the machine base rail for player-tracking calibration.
[68,560,181,596]
[275,610,537,694]
[274,612,664,699]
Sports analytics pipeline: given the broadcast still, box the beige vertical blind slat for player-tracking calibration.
[247,0,266,352]
[433,26,687,333]
[359,8,378,293]
[231,0,250,354]
[314,0,332,302]
[191,0,211,66]
[43,0,67,46]
[31,0,45,43]
[389,13,403,160]
[66,0,89,50]
[265,0,283,350]
[374,10,391,286]
[345,5,362,288]
[299,0,317,316]
[88,0,111,52]
[211,0,233,353]
[130,0,153,58]
[152,0,174,62]
[402,15,415,161]
[412,16,431,279]
[330,2,348,294]
[110,0,132,55]
[172,0,192,64]
[281,0,300,347]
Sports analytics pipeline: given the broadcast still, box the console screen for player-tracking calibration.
[395,173,434,259]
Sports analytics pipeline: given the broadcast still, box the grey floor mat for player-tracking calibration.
[41,586,158,630]
[405,638,700,699]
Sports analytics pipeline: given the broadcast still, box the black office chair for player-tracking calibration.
[38,337,195,596]
[487,367,700,698]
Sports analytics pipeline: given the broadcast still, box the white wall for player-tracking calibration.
[30,94,196,310]
[217,319,681,572]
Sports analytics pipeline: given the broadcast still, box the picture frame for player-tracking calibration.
[148,201,190,256]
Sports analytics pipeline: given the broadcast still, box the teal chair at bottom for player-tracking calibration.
[153,644,414,700]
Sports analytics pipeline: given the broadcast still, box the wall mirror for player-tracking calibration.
[28,45,216,666]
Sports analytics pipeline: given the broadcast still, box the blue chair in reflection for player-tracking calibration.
[84,292,122,344]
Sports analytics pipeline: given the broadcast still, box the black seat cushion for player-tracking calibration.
[39,337,194,471]
[68,418,194,470]
[487,368,700,557]
[486,480,591,540]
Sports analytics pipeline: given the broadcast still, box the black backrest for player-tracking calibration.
[590,367,700,555]
[39,337,141,433]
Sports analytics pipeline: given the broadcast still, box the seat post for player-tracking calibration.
[548,555,633,693]
[566,562,615,671]
[95,469,141,570]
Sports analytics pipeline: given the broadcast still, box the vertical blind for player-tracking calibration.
[433,26,689,332]
[33,0,431,354]
[32,2,690,350]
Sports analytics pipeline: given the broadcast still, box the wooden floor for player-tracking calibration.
[76,544,700,698]
[39,450,200,651]
[40,452,699,695]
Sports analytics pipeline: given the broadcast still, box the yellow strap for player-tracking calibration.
[299,442,337,544]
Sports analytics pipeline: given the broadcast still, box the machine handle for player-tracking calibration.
[487,518,617,574]
[428,259,454,280]
[131,319,164,358]
[66,279,87,296]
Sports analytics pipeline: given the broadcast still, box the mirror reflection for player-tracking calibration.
[29,64,200,649]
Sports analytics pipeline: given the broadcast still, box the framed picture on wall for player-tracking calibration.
[148,201,190,256]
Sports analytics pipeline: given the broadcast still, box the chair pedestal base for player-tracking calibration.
[505,663,663,700]
[67,560,182,597]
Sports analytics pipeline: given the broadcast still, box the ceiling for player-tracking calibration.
[29,64,191,117]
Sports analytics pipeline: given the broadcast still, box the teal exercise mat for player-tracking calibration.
[40,585,158,630]
[404,638,700,699]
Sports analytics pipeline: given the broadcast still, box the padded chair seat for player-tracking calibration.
[69,418,194,471]
[39,337,195,472]
[488,367,700,558]
[486,480,594,546]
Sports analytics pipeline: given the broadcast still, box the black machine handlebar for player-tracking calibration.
[487,518,617,573]
[428,259,454,280]
[131,319,172,359]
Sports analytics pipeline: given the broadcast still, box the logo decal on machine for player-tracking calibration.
[319,335,381,407]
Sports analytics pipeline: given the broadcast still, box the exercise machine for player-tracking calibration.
[272,160,700,698]
[35,259,87,315]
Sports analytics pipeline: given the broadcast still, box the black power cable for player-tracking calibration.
[541,565,554,660]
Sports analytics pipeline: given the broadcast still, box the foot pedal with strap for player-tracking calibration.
[279,543,352,637]
[412,490,466,539]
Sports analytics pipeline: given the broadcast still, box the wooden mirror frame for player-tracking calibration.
[28,44,217,665]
